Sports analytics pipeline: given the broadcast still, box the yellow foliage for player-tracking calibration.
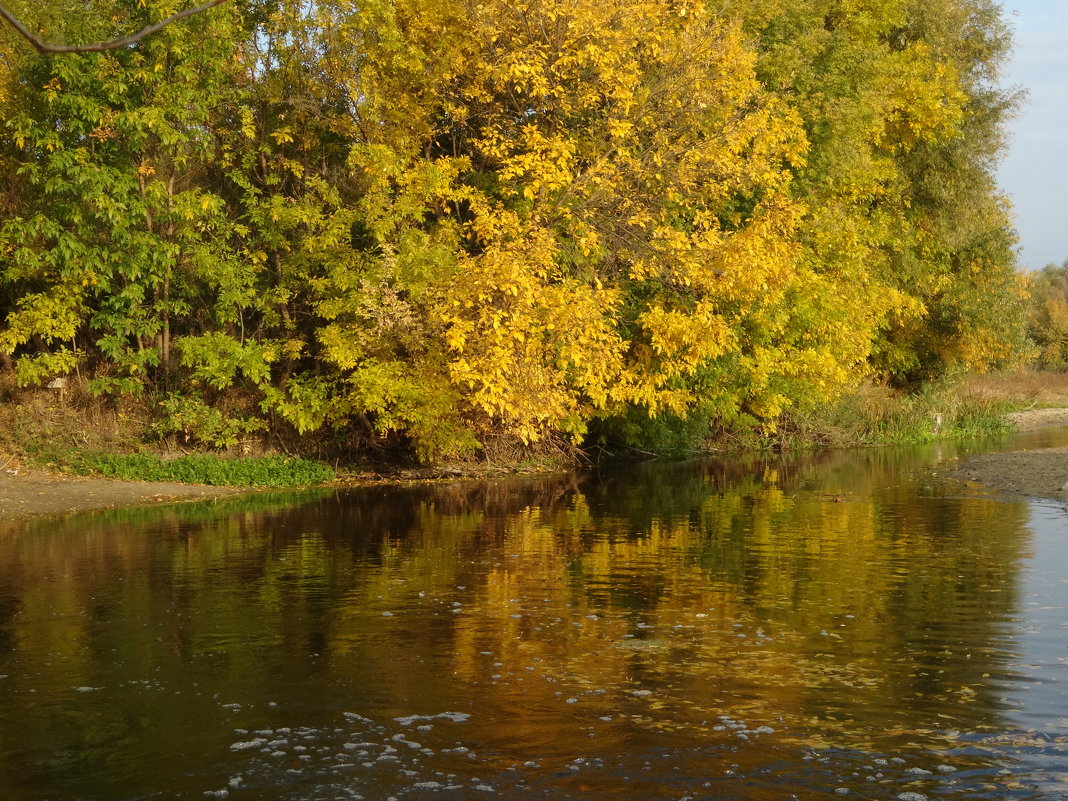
[0,0,1023,458]
[432,0,815,431]
[439,224,625,443]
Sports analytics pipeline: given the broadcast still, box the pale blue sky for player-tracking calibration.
[998,0,1068,270]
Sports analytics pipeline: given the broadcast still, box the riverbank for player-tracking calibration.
[949,445,1068,502]
[2,398,1067,521]
[0,463,241,520]
[943,406,1068,502]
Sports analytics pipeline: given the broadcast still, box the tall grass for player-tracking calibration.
[767,382,1014,451]
[590,381,1015,457]
[963,368,1068,409]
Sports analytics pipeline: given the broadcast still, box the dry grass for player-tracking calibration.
[0,373,148,469]
[962,369,1068,408]
[770,379,1013,450]
[0,373,571,478]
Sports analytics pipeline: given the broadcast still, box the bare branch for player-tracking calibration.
[0,0,231,54]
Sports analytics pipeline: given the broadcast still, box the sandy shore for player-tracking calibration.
[0,463,240,520]
[1005,406,1068,431]
[947,408,1068,502]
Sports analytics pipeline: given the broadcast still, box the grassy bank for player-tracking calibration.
[84,452,334,487]
[599,378,1028,457]
[1,371,1062,484]
[763,381,1016,451]
[0,374,337,487]
[762,368,1068,450]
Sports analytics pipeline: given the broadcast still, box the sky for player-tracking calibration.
[997,0,1068,270]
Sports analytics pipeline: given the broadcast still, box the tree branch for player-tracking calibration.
[0,0,231,54]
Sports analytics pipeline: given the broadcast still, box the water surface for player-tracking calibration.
[1,440,1067,800]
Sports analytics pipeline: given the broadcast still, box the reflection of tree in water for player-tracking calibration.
[0,459,1036,797]
[566,453,1030,744]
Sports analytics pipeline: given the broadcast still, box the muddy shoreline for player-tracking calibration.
[948,445,1068,502]
[944,407,1068,503]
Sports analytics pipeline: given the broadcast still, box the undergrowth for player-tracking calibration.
[766,382,1014,451]
[88,453,335,487]
[0,374,334,486]
[593,381,1016,457]
[0,371,1038,475]
[30,446,334,487]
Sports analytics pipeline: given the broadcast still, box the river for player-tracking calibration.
[1,433,1068,800]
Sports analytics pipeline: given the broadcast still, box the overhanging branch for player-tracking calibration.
[0,0,231,54]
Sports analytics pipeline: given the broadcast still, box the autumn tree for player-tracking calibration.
[1027,262,1068,368]
[0,0,1031,460]
[726,0,1026,386]
[0,1,247,393]
[0,0,230,53]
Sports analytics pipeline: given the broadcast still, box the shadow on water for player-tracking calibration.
[0,437,1065,799]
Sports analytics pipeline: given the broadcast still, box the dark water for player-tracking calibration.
[2,438,1068,800]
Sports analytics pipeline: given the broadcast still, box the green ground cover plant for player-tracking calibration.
[87,452,335,487]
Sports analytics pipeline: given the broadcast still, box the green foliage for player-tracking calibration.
[1026,261,1068,368]
[155,394,266,449]
[0,0,246,391]
[591,403,755,458]
[90,452,334,487]
[0,0,1029,466]
[729,0,1027,386]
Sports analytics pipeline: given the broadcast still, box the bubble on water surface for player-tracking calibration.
[212,709,493,800]
[230,738,268,751]
[394,711,470,726]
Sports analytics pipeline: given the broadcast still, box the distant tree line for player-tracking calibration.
[1028,261,1068,368]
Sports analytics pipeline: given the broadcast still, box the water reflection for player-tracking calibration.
[0,447,1060,800]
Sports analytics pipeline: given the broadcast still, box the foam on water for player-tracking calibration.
[206,701,1037,801]
[217,709,484,800]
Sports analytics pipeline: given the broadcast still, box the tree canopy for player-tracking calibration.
[0,0,1028,459]
[0,0,229,53]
